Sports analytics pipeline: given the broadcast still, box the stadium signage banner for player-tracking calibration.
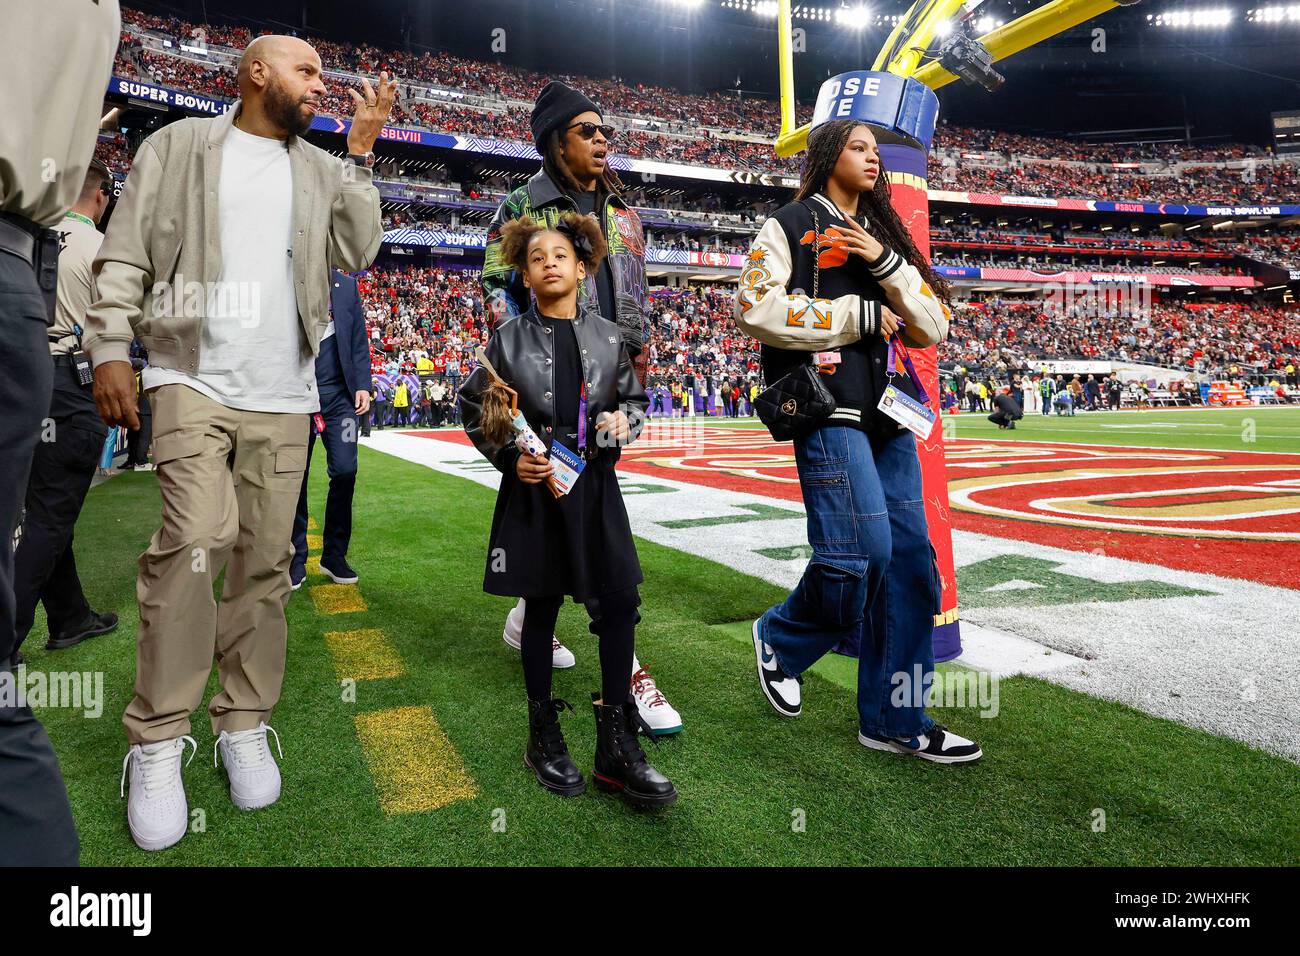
[312,115,459,149]
[952,266,1257,288]
[927,188,1300,218]
[105,77,1298,205]
[1040,360,1112,375]
[108,77,230,115]
[381,229,740,268]
[381,229,487,249]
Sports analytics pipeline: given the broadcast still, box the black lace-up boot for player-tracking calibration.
[525,698,585,797]
[590,693,678,809]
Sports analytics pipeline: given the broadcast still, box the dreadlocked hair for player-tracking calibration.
[479,377,518,447]
[543,127,624,198]
[794,119,952,305]
[498,213,608,275]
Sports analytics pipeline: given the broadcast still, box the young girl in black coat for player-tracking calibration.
[460,213,676,808]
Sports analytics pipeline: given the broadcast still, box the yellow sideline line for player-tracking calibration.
[301,513,477,814]
[310,584,368,614]
[354,706,479,813]
[325,628,406,681]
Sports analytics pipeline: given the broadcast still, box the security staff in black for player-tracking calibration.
[0,0,120,868]
[13,159,121,657]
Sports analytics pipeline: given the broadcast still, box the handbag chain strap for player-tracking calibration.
[809,204,821,300]
[758,201,826,391]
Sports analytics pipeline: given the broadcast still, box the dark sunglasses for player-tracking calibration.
[566,121,615,140]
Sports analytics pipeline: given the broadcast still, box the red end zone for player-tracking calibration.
[415,427,1300,590]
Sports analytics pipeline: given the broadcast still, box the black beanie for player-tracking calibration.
[530,81,602,151]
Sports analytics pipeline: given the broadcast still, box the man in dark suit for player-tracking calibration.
[291,271,372,589]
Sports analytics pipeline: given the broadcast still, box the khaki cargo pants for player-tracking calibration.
[124,384,309,744]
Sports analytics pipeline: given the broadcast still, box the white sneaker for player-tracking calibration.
[215,722,283,810]
[630,657,682,736]
[502,598,576,668]
[858,724,983,764]
[753,618,801,717]
[121,735,197,852]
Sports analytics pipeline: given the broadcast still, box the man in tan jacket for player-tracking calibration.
[84,35,393,852]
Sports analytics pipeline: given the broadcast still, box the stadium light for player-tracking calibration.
[1150,8,1234,26]
[1246,5,1300,22]
[722,1,889,23]
[836,4,873,28]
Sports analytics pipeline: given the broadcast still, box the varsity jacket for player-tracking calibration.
[481,169,649,357]
[734,193,950,435]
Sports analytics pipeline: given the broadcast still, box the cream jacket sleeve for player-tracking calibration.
[326,158,383,273]
[865,245,951,348]
[733,217,880,351]
[83,139,165,367]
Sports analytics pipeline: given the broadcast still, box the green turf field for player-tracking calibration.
[684,406,1300,455]
[24,446,1300,865]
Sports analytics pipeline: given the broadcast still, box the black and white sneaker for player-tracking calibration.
[858,724,982,764]
[319,557,359,585]
[752,618,801,717]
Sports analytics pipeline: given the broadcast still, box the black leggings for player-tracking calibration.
[521,588,640,706]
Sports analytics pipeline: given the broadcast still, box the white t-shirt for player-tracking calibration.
[145,124,318,413]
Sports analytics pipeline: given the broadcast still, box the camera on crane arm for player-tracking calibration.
[936,6,1005,93]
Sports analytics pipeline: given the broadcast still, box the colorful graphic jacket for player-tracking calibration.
[481,169,650,358]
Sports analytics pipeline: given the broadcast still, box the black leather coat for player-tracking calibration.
[460,304,649,474]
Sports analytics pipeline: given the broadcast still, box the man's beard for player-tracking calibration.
[266,75,312,137]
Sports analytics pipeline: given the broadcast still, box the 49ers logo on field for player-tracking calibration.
[942,440,1300,590]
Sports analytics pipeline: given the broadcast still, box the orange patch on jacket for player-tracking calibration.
[799,227,850,269]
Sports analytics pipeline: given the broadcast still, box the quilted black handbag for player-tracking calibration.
[755,362,836,442]
[754,201,836,442]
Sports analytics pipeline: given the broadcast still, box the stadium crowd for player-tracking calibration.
[113,5,1300,202]
[1207,226,1300,268]
[931,123,1268,164]
[940,298,1299,383]
[350,263,1295,417]
[931,155,1300,206]
[933,254,1248,277]
[931,224,1212,254]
